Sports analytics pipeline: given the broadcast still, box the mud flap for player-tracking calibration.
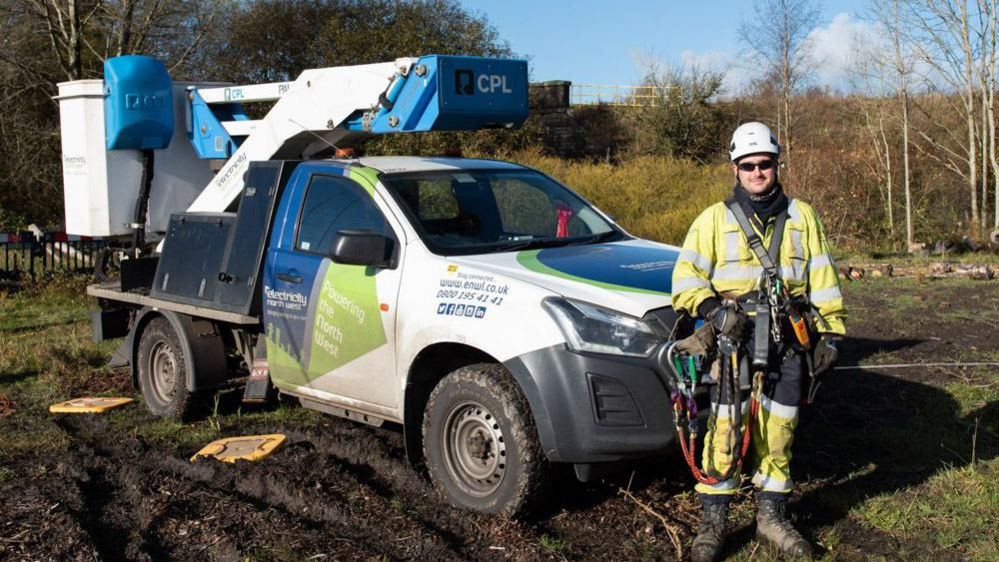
[242,337,272,403]
[109,337,132,369]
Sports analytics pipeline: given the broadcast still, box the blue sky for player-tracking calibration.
[459,1,868,93]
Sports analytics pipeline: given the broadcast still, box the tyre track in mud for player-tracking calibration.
[54,415,449,560]
[278,424,547,558]
[0,467,100,561]
[49,415,544,561]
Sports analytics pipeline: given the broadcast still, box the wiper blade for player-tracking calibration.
[566,230,620,246]
[495,231,621,252]
[494,238,567,252]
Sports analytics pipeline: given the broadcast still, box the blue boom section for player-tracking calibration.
[104,56,174,150]
[187,89,248,159]
[180,54,527,160]
[346,55,529,133]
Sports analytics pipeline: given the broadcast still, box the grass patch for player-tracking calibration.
[537,532,571,559]
[854,460,999,560]
[100,398,324,453]
[0,276,327,460]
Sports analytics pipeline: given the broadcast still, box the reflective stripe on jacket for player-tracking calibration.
[671,199,846,335]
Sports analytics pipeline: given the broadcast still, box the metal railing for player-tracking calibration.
[0,232,106,281]
[570,84,662,107]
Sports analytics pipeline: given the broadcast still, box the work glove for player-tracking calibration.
[812,335,842,378]
[703,300,748,341]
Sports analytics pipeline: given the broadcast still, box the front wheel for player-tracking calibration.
[422,363,549,517]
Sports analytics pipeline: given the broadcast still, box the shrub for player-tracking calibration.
[510,150,731,245]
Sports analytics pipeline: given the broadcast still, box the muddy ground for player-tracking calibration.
[1,277,997,561]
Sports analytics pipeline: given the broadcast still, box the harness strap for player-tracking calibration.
[725,198,790,370]
[724,198,788,278]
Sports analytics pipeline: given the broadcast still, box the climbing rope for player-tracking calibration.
[667,340,762,486]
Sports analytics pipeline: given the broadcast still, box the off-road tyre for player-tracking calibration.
[136,317,203,421]
[422,363,549,518]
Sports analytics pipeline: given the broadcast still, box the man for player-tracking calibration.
[671,122,846,561]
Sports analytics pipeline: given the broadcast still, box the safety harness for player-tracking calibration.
[727,198,821,402]
[667,196,820,485]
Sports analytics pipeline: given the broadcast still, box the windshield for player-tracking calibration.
[380,169,623,255]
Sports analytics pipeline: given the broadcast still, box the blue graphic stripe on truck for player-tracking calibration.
[516,244,677,295]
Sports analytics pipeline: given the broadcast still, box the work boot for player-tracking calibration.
[691,495,729,562]
[756,493,813,558]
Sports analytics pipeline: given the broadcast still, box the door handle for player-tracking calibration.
[276,272,303,284]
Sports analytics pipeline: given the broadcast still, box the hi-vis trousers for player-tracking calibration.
[695,345,804,498]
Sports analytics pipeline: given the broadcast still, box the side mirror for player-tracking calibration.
[329,230,394,269]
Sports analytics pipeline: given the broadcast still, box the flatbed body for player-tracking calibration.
[87,283,259,325]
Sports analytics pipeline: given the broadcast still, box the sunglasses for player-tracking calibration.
[737,159,776,172]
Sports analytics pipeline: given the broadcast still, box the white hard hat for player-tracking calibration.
[729,122,780,162]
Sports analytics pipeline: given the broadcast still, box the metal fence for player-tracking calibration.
[570,84,662,107]
[0,233,106,282]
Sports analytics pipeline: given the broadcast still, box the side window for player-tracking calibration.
[296,175,391,255]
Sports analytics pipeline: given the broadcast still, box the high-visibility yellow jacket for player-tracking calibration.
[671,199,846,335]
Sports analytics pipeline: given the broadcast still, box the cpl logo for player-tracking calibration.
[224,83,290,101]
[454,69,513,96]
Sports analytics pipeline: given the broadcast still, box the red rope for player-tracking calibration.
[674,394,760,486]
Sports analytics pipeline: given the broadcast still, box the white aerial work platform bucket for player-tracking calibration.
[56,80,216,239]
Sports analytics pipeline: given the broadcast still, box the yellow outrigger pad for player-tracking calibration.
[49,397,134,414]
[190,434,286,463]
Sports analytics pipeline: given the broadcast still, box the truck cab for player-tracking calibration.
[279,157,684,512]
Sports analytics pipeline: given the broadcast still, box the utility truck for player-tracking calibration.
[59,54,688,515]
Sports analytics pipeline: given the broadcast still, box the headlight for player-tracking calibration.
[542,297,661,357]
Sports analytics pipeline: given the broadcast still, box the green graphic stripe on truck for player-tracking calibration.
[348,166,380,195]
[516,249,669,296]
[306,259,387,375]
[264,334,306,391]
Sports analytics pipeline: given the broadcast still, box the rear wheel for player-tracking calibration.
[136,317,202,420]
[423,363,548,517]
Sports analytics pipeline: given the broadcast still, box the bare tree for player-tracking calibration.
[978,0,999,230]
[849,46,898,243]
[24,0,102,81]
[906,0,989,231]
[869,0,917,248]
[739,0,822,169]
[0,0,226,225]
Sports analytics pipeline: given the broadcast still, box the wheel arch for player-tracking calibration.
[402,342,556,468]
[130,308,228,393]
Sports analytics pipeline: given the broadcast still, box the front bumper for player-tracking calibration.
[503,343,682,464]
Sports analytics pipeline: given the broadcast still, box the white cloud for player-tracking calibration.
[678,49,754,96]
[805,12,876,90]
[628,49,753,98]
[631,12,879,96]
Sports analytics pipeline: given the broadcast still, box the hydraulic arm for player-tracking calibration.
[185,55,529,215]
